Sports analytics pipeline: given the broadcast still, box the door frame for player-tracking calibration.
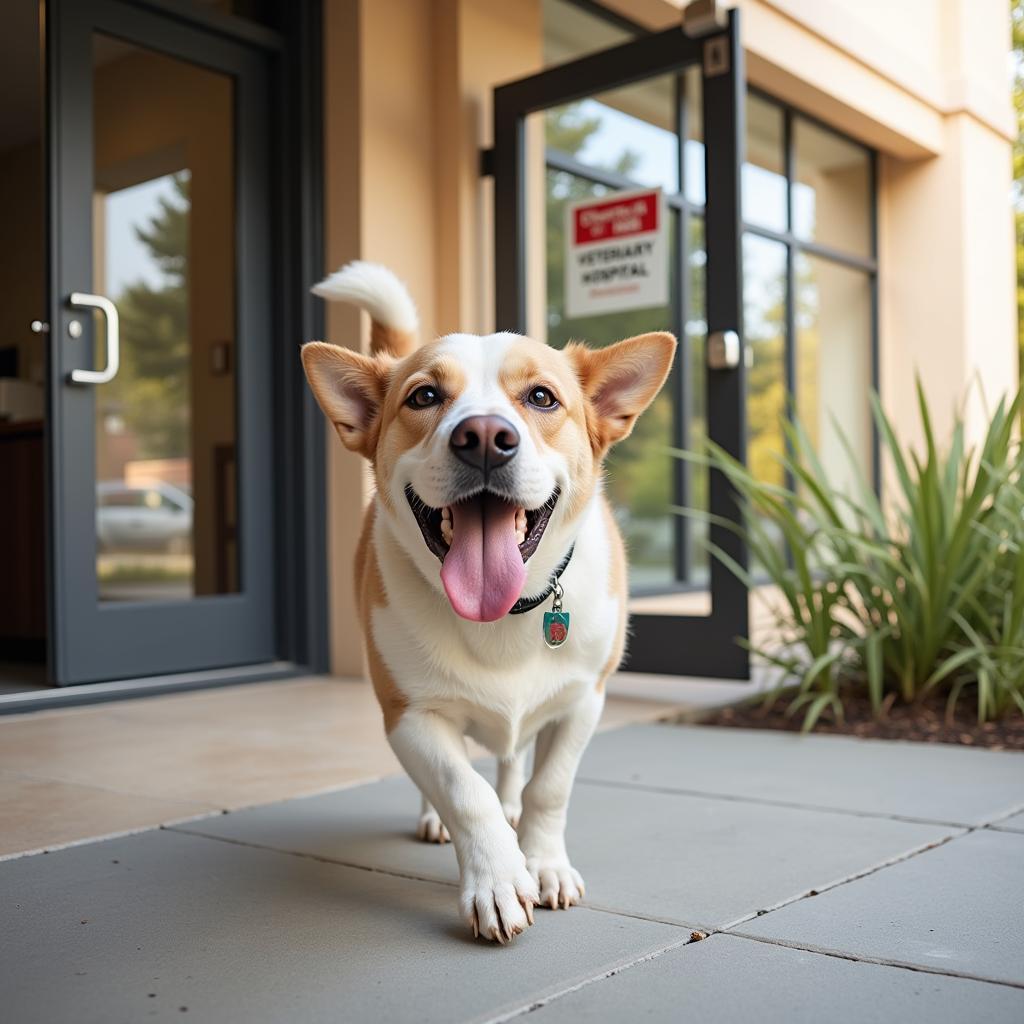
[6,0,328,709]
[492,12,750,679]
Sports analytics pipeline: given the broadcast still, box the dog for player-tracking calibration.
[302,262,675,943]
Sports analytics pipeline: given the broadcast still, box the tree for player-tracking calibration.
[101,172,191,461]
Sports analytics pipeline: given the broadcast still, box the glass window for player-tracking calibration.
[684,65,705,207]
[744,93,787,233]
[546,73,679,194]
[685,215,709,584]
[544,168,678,591]
[793,117,872,258]
[743,235,788,491]
[795,254,873,493]
[93,36,239,602]
[539,2,877,598]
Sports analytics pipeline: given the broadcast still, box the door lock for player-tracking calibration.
[707,330,741,370]
[68,319,83,339]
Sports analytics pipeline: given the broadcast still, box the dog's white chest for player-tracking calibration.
[369,489,621,756]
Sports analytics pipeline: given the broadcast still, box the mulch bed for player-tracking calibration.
[697,689,1024,752]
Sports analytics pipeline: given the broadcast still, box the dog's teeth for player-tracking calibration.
[440,520,453,545]
[515,508,527,530]
[515,529,526,546]
[441,506,451,521]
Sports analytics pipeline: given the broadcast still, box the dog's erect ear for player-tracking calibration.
[301,341,389,458]
[569,332,677,452]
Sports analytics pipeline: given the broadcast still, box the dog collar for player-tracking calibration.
[508,544,575,616]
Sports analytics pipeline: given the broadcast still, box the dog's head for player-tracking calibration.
[302,266,675,623]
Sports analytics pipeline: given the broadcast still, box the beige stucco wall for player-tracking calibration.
[320,0,1017,672]
[321,0,543,674]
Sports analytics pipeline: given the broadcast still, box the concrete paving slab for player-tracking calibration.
[990,809,1024,833]
[179,772,953,929]
[738,829,1024,986]
[527,933,1024,1023]
[0,827,686,1024]
[578,724,1024,826]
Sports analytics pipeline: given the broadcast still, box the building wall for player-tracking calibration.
[321,0,544,674]
[320,0,1017,673]
[618,0,1017,447]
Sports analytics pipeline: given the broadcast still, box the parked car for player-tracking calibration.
[96,481,193,553]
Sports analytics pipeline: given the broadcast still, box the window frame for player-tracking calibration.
[537,0,880,594]
[745,85,880,499]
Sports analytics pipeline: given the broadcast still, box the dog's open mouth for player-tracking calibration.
[405,486,559,622]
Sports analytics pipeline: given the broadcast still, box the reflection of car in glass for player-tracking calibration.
[96,481,193,553]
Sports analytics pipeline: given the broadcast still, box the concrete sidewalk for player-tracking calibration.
[2,723,1023,1022]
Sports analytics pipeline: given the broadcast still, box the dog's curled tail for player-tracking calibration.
[312,261,419,358]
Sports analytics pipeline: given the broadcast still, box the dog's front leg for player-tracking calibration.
[389,710,538,942]
[517,688,604,910]
[495,749,527,828]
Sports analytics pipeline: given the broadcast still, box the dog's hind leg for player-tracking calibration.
[416,793,451,844]
[495,748,528,829]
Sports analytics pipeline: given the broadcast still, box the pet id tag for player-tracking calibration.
[543,579,570,649]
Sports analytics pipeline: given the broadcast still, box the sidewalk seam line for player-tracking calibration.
[165,826,706,933]
[725,931,1024,991]
[720,830,968,932]
[575,775,1011,829]
[166,824,464,887]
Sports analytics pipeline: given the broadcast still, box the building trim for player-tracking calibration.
[0,662,303,715]
[604,0,1015,143]
[757,0,1014,141]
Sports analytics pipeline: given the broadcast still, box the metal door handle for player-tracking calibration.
[67,292,119,385]
[707,329,740,370]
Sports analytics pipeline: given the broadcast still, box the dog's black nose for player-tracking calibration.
[450,415,520,475]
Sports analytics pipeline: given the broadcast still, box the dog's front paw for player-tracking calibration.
[460,853,538,943]
[526,857,585,910]
[416,809,450,844]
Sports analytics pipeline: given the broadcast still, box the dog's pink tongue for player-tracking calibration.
[441,495,526,622]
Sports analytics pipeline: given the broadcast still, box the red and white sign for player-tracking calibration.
[565,187,667,319]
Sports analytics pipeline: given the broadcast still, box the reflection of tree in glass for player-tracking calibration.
[105,172,190,461]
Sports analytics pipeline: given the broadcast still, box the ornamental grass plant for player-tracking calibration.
[677,384,1024,732]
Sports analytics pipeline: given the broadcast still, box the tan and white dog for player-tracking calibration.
[302,262,675,943]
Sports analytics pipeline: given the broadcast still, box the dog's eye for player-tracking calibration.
[407,385,442,409]
[526,386,558,410]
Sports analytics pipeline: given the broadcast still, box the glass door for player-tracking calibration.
[493,12,749,678]
[47,0,275,683]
